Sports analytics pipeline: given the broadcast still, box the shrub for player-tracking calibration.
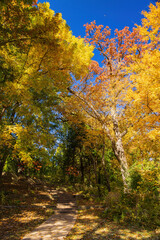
[102,190,160,229]
[128,160,159,195]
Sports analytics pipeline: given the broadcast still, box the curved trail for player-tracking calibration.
[23,189,77,240]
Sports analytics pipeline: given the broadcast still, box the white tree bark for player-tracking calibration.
[68,88,129,192]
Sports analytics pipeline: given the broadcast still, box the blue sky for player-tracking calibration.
[37,0,155,36]
[37,0,155,61]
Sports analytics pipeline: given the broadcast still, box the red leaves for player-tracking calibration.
[32,0,38,6]
[84,21,144,68]
[84,21,111,47]
[66,166,79,176]
[89,60,102,75]
[33,161,42,171]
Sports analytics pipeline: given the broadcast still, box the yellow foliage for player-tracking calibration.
[125,2,160,155]
[0,1,93,166]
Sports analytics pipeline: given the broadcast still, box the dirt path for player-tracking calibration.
[22,189,77,240]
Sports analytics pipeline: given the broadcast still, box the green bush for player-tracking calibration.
[128,160,159,195]
[102,190,160,229]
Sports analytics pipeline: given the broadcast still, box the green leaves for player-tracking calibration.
[0,1,93,176]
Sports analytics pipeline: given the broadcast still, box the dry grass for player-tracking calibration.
[66,209,160,239]
[66,198,160,240]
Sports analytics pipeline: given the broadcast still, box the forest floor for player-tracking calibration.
[0,174,160,240]
[66,208,160,239]
[0,173,57,240]
[66,195,160,239]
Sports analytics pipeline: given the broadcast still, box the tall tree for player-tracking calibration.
[68,23,143,192]
[0,1,93,180]
[126,2,160,160]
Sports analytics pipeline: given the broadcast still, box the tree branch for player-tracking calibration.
[67,87,114,142]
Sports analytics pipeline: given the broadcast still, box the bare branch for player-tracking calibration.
[37,49,49,72]
[67,87,114,142]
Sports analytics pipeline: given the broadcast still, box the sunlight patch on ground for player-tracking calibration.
[79,213,99,220]
[66,209,160,240]
[95,227,110,235]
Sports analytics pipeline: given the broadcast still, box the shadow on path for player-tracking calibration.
[23,189,77,240]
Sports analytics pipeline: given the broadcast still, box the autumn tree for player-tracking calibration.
[126,2,160,160]
[67,20,145,192]
[0,1,93,180]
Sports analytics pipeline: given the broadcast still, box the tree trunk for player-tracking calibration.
[0,149,9,184]
[110,108,129,193]
[80,155,84,183]
[93,156,98,185]
[112,138,129,192]
[92,156,101,197]
[101,138,111,192]
[97,167,102,197]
